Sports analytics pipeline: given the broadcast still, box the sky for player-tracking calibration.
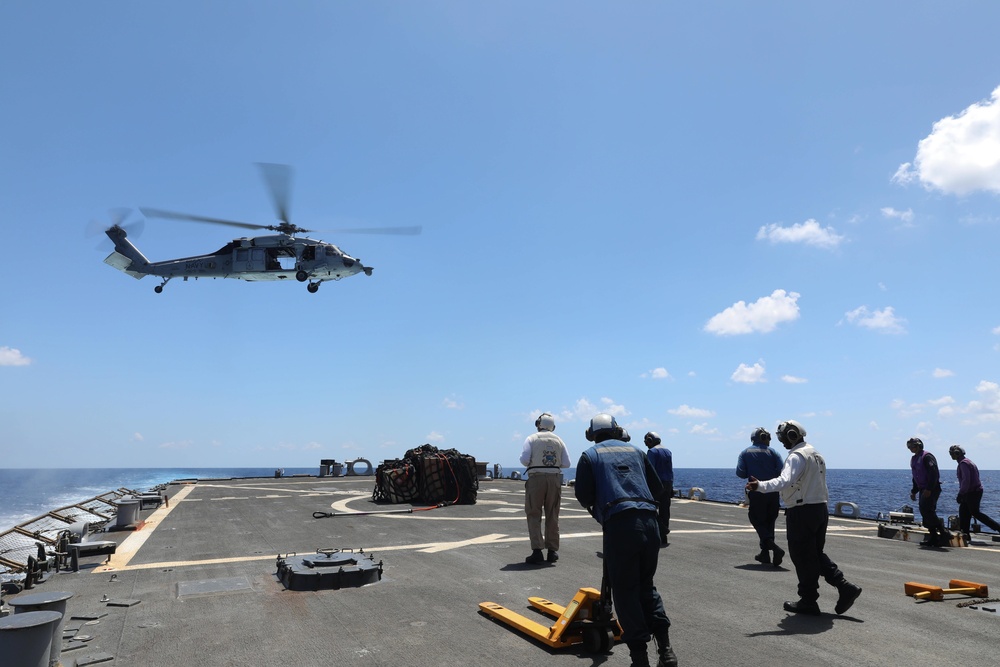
[3,2,1000,471]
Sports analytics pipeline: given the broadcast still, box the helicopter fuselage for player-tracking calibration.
[103,226,370,293]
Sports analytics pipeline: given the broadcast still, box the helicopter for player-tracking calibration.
[101,163,421,293]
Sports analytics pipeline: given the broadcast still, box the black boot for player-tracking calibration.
[770,541,785,568]
[834,581,862,615]
[754,549,771,565]
[783,599,821,615]
[627,640,650,667]
[653,628,679,667]
[525,549,544,564]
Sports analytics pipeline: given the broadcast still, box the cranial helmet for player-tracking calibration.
[535,413,556,432]
[644,432,661,448]
[751,427,771,445]
[949,444,966,459]
[906,437,924,449]
[586,413,628,443]
[775,420,806,449]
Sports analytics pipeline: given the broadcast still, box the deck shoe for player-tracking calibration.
[771,545,785,568]
[525,549,544,565]
[656,645,679,667]
[783,599,821,615]
[754,550,771,565]
[546,550,559,563]
[661,535,669,548]
[834,582,862,615]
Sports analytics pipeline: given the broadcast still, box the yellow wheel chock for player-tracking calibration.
[479,585,622,653]
[904,579,989,601]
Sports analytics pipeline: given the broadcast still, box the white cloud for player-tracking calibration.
[732,361,766,384]
[552,397,631,425]
[959,381,1000,423]
[442,396,464,409]
[704,289,801,336]
[132,432,144,442]
[159,440,193,449]
[893,395,956,418]
[781,375,808,384]
[756,219,845,249]
[426,431,445,443]
[0,346,31,366]
[992,326,1000,335]
[880,207,915,226]
[690,423,720,436]
[668,404,715,418]
[895,85,1000,195]
[641,367,672,380]
[843,305,907,334]
[869,421,879,430]
[878,282,887,291]
[932,368,955,378]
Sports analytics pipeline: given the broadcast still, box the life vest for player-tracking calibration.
[582,442,657,525]
[524,432,566,473]
[780,443,828,507]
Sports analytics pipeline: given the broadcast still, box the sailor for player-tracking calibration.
[575,414,678,667]
[519,412,571,564]
[643,432,673,546]
[949,445,1000,541]
[746,420,862,616]
[907,437,951,547]
[735,427,785,566]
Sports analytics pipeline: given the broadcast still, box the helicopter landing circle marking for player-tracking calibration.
[326,493,593,520]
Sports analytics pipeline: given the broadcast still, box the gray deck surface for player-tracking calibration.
[9,475,1000,666]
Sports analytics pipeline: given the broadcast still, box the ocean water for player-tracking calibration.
[2,467,999,533]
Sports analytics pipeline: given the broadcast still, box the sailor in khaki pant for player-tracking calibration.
[520,412,571,564]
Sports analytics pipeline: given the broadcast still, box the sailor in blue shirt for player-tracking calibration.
[575,414,678,667]
[736,427,784,566]
[644,432,673,547]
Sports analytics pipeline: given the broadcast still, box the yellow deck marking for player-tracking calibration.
[94,484,195,572]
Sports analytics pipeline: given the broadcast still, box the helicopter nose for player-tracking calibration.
[342,257,355,268]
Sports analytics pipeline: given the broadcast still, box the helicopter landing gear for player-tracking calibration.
[295,270,308,282]
[154,277,171,293]
[306,282,320,294]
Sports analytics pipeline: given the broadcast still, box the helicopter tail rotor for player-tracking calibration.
[87,208,144,250]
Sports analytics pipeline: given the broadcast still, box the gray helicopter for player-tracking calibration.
[102,163,420,294]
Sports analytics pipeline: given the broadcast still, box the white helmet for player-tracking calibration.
[776,420,806,449]
[535,413,556,432]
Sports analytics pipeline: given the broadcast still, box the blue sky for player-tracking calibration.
[3,2,1000,471]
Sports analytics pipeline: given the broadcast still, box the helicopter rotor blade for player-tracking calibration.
[324,225,423,236]
[256,162,293,226]
[139,207,267,231]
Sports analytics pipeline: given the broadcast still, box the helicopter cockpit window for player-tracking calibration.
[324,245,341,256]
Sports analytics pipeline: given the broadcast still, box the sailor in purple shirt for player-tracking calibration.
[949,445,1000,540]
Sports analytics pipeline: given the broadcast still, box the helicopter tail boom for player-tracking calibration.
[103,225,150,279]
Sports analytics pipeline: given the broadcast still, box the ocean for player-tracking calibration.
[2,467,1000,533]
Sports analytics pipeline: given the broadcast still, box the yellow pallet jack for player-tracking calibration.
[479,564,622,653]
[904,579,989,601]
